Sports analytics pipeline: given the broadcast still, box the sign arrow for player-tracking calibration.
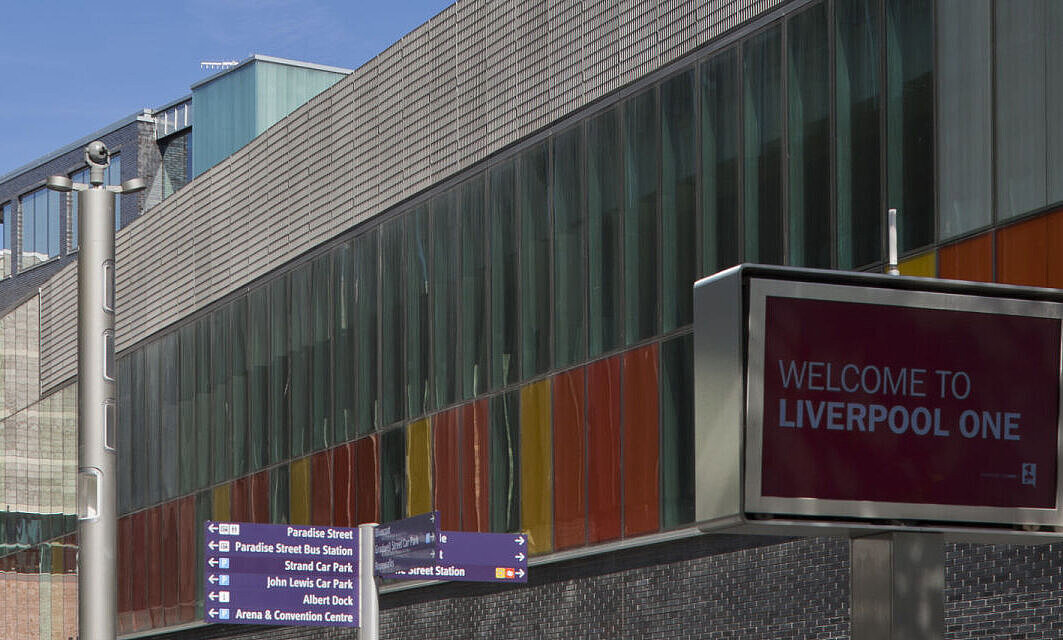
[516,569,525,578]
[208,523,218,533]
[208,558,218,567]
[208,608,218,618]
[208,592,218,601]
[514,535,525,546]
[515,552,525,561]
[208,575,218,584]
[208,541,218,551]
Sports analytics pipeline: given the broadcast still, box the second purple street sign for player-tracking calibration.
[381,530,528,583]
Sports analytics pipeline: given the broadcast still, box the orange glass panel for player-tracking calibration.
[249,470,271,523]
[461,399,490,532]
[997,210,1063,287]
[433,409,462,531]
[938,232,993,282]
[898,251,936,278]
[333,442,355,527]
[311,449,334,525]
[118,516,133,632]
[520,380,553,554]
[587,356,622,543]
[289,457,311,525]
[407,418,433,517]
[552,368,586,550]
[623,344,660,537]
[147,506,163,627]
[161,502,180,625]
[131,511,149,630]
[354,435,380,525]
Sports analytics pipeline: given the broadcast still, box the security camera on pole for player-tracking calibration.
[47,142,144,640]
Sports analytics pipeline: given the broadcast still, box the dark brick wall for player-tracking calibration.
[0,117,150,316]
[142,535,1063,640]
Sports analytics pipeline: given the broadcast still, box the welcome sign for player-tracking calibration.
[694,265,1063,537]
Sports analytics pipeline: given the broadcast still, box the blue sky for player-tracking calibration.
[0,0,454,176]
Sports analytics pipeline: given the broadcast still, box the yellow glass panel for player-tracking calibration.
[289,457,311,525]
[212,484,231,522]
[520,380,552,555]
[899,251,936,278]
[406,419,433,516]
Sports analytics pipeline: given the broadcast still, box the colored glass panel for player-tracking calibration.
[489,162,520,387]
[661,69,698,327]
[290,264,312,457]
[333,442,355,527]
[743,26,784,265]
[432,190,461,408]
[289,457,311,525]
[146,507,162,626]
[433,409,462,531]
[270,465,290,525]
[212,484,231,522]
[354,435,380,525]
[520,142,551,376]
[380,428,406,522]
[381,218,406,426]
[552,368,586,550]
[131,511,148,618]
[553,126,587,367]
[407,205,432,414]
[311,255,333,450]
[332,242,357,442]
[230,475,250,522]
[177,496,196,618]
[195,490,212,616]
[997,211,1063,288]
[520,380,553,554]
[661,334,694,528]
[159,333,180,500]
[623,345,660,537]
[406,418,433,517]
[938,233,993,283]
[161,502,179,624]
[461,400,490,532]
[247,285,270,469]
[311,449,333,526]
[211,307,232,483]
[624,88,661,341]
[268,276,290,463]
[249,470,271,524]
[701,47,742,273]
[898,251,936,278]
[490,391,520,533]
[118,516,133,627]
[461,176,491,397]
[587,356,622,543]
[587,107,623,356]
[355,231,379,434]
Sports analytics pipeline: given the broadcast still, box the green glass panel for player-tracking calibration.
[117,355,133,512]
[354,231,379,434]
[178,324,196,495]
[231,297,249,477]
[268,276,290,464]
[332,242,357,442]
[552,126,586,368]
[406,205,431,415]
[289,264,311,457]
[310,255,333,449]
[744,26,784,265]
[460,176,490,397]
[381,219,405,426]
[661,69,697,329]
[144,340,161,504]
[211,307,232,483]
[588,108,622,356]
[489,161,520,387]
[520,142,551,376]
[624,89,660,343]
[380,428,406,523]
[432,190,460,408]
[661,334,694,528]
[160,333,179,501]
[271,465,290,524]
[701,48,742,274]
[130,349,145,509]
[489,391,520,533]
[248,286,270,469]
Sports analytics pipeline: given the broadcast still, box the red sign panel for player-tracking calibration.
[761,296,1061,509]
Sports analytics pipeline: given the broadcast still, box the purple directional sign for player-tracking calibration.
[373,511,440,574]
[381,530,528,583]
[203,521,359,628]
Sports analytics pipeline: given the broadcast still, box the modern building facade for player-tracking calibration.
[2,0,1063,638]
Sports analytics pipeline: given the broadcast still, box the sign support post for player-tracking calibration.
[851,532,944,640]
[359,523,379,640]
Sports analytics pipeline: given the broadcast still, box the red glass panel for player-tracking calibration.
[230,476,250,522]
[131,511,150,629]
[354,435,380,525]
[553,367,587,549]
[117,516,133,632]
[333,443,355,527]
[161,502,180,625]
[622,345,660,537]
[147,507,162,627]
[311,449,334,525]
[434,408,462,531]
[997,210,1063,288]
[587,356,622,543]
[938,232,993,282]
[177,496,196,621]
[461,399,490,532]
[249,470,271,523]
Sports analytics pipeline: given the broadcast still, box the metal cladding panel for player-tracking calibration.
[35,0,774,397]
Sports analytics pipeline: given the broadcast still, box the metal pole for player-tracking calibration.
[887,208,900,276]
[851,532,944,640]
[359,523,379,640]
[77,164,118,640]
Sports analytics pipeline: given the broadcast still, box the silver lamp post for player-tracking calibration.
[47,141,144,640]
